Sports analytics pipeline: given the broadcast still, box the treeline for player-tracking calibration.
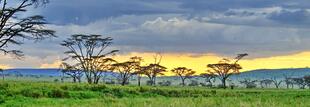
[59,34,250,89]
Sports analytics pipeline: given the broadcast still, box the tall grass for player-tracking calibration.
[0,81,310,107]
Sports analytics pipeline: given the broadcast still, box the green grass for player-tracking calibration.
[0,82,309,107]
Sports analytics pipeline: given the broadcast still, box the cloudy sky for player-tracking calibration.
[2,0,310,72]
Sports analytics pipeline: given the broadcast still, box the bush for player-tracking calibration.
[48,89,69,98]
[90,85,107,91]
[21,89,43,98]
[0,83,9,90]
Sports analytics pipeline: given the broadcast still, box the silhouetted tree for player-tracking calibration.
[292,77,307,89]
[303,76,310,89]
[59,62,83,83]
[207,53,248,88]
[200,73,216,87]
[0,0,55,57]
[141,53,167,86]
[239,78,257,88]
[271,77,283,89]
[171,67,195,86]
[143,63,167,86]
[61,34,118,84]
[134,66,147,86]
[112,57,141,86]
[283,74,295,89]
[129,56,143,86]
[259,79,273,88]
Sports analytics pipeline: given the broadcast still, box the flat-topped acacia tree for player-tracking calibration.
[171,67,196,86]
[0,0,55,57]
[112,56,142,86]
[207,53,248,88]
[61,34,118,84]
[59,62,83,83]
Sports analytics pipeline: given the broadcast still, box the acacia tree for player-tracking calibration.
[137,53,167,86]
[0,0,55,57]
[283,74,294,89]
[112,57,142,86]
[134,66,147,86]
[271,77,283,89]
[128,56,143,86]
[59,62,83,83]
[143,64,167,86]
[259,79,273,88]
[239,78,257,88]
[207,53,248,88]
[61,34,118,84]
[200,73,216,87]
[171,67,196,86]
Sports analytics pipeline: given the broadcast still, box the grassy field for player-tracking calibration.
[0,82,309,107]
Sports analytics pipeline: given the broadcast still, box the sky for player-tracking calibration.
[2,0,310,73]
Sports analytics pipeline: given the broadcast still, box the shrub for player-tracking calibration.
[0,83,9,90]
[21,89,43,98]
[48,89,69,98]
[90,85,107,91]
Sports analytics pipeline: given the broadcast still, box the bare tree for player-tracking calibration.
[59,62,83,83]
[112,57,141,86]
[61,34,118,84]
[207,53,248,88]
[171,67,196,86]
[200,73,216,87]
[0,0,55,57]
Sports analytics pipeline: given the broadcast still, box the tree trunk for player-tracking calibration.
[222,79,227,89]
[182,78,185,86]
[153,77,156,86]
[121,79,127,86]
[73,77,76,83]
[138,76,141,86]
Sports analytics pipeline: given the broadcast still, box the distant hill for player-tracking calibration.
[233,68,310,80]
[3,68,61,76]
[2,68,310,79]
